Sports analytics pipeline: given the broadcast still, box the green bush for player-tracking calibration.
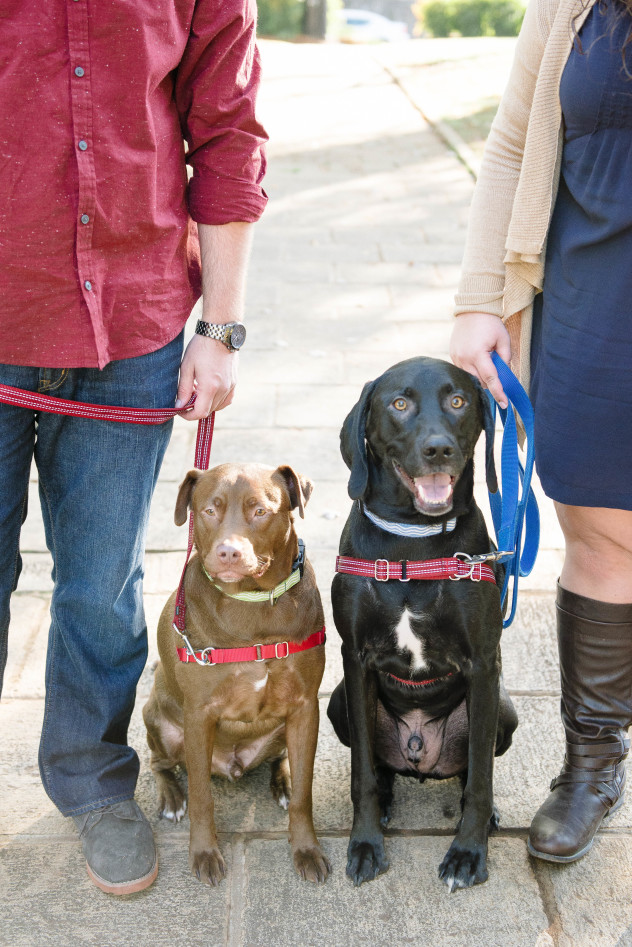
[421,0,524,37]
[257,0,305,38]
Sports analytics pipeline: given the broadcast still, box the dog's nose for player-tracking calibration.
[407,733,423,762]
[422,435,454,461]
[216,542,242,564]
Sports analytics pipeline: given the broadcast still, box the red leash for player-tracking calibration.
[0,383,195,425]
[0,380,214,638]
[173,413,215,633]
[0,383,325,665]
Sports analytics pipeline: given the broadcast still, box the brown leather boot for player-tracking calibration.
[528,584,632,863]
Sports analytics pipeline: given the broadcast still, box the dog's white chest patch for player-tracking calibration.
[253,672,268,692]
[393,608,427,671]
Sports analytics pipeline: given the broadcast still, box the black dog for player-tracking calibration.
[327,356,518,890]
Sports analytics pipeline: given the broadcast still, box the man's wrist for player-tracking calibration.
[194,319,246,353]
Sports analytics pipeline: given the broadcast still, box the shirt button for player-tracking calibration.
[74,66,85,78]
[78,139,88,151]
[80,214,90,225]
[84,280,92,291]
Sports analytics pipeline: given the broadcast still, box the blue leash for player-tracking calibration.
[485,351,540,627]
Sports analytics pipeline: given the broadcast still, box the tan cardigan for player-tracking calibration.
[454,0,597,391]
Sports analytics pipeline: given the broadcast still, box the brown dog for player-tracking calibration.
[143,463,330,886]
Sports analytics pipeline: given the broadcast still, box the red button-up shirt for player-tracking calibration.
[0,1,268,369]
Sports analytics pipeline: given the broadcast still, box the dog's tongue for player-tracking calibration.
[414,473,452,506]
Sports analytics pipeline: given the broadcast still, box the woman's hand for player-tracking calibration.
[450,312,512,409]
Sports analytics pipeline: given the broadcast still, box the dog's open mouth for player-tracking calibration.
[394,462,455,515]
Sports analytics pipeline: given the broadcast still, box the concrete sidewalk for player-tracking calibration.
[2,38,631,947]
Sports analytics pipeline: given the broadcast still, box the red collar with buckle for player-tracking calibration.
[335,555,496,584]
[177,627,326,666]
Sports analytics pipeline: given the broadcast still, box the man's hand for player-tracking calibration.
[175,334,238,418]
[450,312,512,409]
[177,221,253,421]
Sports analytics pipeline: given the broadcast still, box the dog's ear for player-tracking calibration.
[276,466,313,519]
[340,379,376,499]
[479,387,498,494]
[174,470,202,525]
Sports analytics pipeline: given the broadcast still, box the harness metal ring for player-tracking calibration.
[200,647,216,666]
[275,641,290,659]
[254,644,265,662]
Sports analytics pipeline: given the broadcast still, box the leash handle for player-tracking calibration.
[487,352,540,627]
[0,383,196,423]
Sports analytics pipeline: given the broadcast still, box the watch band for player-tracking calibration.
[194,320,245,352]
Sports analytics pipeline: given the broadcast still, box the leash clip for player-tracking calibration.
[173,625,217,666]
[450,552,483,582]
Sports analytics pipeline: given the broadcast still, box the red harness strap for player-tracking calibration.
[176,627,326,666]
[335,555,496,584]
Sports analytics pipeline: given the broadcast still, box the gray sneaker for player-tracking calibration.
[73,799,158,895]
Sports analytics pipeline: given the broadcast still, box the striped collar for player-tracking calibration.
[202,563,302,605]
[361,502,457,538]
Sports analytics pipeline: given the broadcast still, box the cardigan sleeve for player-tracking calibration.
[454,0,550,316]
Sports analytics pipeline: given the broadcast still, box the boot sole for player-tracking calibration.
[527,793,625,864]
[86,855,158,895]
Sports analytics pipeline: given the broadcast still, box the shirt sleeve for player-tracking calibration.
[175,0,268,225]
[454,0,548,317]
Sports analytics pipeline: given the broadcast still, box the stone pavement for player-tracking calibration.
[2,38,632,947]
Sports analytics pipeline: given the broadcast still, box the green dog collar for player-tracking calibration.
[202,563,302,605]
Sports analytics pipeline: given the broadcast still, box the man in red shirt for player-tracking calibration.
[0,0,267,894]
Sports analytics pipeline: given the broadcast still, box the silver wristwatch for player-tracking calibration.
[194,320,246,352]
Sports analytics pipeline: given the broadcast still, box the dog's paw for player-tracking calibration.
[190,846,226,887]
[158,784,187,823]
[438,840,488,892]
[489,805,501,833]
[346,837,389,887]
[270,756,292,810]
[293,845,331,883]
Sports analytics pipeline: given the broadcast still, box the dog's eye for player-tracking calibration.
[205,507,215,516]
[392,398,407,411]
[254,508,267,517]
[451,395,466,409]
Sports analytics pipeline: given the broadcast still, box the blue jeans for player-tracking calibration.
[0,334,183,815]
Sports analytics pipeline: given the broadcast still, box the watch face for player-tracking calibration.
[229,322,246,350]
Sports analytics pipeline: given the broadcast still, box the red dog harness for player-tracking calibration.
[335,554,496,584]
[176,628,326,666]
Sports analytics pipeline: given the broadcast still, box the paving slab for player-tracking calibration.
[538,837,632,947]
[0,836,231,947]
[239,837,549,947]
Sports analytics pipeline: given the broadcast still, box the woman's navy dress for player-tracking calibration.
[530,0,632,510]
